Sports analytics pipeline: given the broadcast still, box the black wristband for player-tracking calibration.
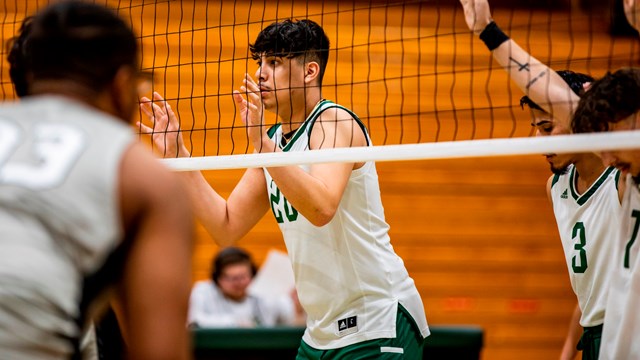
[479,21,509,51]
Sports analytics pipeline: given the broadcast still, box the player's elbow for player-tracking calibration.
[208,231,240,248]
[307,207,336,227]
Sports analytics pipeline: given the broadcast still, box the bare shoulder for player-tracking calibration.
[118,142,190,229]
[545,174,556,204]
[310,106,367,149]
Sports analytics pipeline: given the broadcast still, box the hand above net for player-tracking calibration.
[624,0,640,32]
[459,0,493,35]
[232,73,273,153]
[138,92,190,158]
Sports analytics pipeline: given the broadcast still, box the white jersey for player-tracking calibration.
[263,100,429,350]
[600,174,640,360]
[550,165,621,327]
[0,96,133,359]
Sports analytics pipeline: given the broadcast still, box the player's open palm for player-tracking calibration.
[624,0,640,31]
[233,73,267,152]
[459,0,493,35]
[138,92,189,158]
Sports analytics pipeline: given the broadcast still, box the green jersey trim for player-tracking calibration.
[570,166,616,206]
[279,99,369,152]
[266,123,281,138]
[278,99,329,152]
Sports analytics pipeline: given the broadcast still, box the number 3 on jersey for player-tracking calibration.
[269,179,298,223]
[572,222,588,274]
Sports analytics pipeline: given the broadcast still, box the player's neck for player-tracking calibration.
[280,93,323,134]
[29,80,122,121]
[573,154,608,191]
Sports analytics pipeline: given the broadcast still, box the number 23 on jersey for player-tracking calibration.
[0,120,85,190]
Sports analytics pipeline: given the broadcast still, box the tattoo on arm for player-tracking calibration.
[525,69,549,90]
[509,56,530,72]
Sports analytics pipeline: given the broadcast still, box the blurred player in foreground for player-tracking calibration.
[1,2,193,359]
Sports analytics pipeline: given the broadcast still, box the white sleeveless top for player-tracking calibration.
[549,164,621,327]
[263,100,429,349]
[0,96,132,359]
[600,174,640,360]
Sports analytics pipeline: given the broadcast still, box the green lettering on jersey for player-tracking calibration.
[269,179,298,224]
[624,210,640,269]
[571,222,588,274]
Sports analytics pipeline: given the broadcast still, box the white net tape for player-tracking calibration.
[161,130,640,171]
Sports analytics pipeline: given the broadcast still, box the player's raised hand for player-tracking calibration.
[233,73,269,152]
[459,0,493,35]
[624,0,640,32]
[138,92,190,158]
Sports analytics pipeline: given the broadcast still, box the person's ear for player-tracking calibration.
[304,61,320,84]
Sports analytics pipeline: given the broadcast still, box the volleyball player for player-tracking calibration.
[1,3,193,359]
[140,18,429,359]
[572,67,640,360]
[460,1,624,359]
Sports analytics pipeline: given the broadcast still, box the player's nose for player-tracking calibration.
[255,66,267,81]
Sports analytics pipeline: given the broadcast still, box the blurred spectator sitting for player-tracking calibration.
[188,247,303,328]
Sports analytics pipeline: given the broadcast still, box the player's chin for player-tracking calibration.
[550,164,570,175]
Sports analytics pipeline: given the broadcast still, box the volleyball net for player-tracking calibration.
[1,0,640,169]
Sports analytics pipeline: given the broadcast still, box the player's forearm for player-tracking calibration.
[266,164,349,227]
[176,170,238,246]
[124,189,193,359]
[490,38,578,127]
[459,0,579,125]
[559,304,582,360]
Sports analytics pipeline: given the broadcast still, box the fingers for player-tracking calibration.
[141,98,170,120]
[235,79,261,107]
[243,73,259,90]
[138,93,180,136]
[153,92,172,114]
[233,90,247,109]
[240,78,262,109]
[153,91,165,102]
[136,121,154,134]
[139,100,156,119]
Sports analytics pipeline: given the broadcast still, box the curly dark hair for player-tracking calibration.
[6,2,138,97]
[519,70,594,111]
[250,19,330,85]
[6,17,34,98]
[572,68,640,134]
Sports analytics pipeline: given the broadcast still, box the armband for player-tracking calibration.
[479,21,509,51]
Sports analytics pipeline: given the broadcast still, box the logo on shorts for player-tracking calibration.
[337,315,358,337]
